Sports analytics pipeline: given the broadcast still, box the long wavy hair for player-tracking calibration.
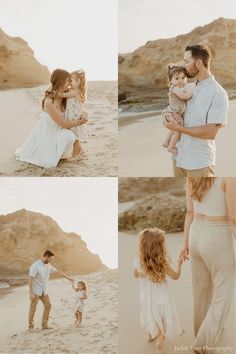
[42,69,70,109]
[71,70,87,103]
[187,177,216,202]
[139,228,170,283]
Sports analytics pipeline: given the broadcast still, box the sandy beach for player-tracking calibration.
[0,269,117,354]
[119,231,235,354]
[119,100,236,177]
[0,81,117,177]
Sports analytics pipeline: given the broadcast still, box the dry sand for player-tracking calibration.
[0,269,117,354]
[0,82,117,177]
[119,100,236,177]
[119,231,235,354]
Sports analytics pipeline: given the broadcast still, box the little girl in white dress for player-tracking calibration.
[60,69,88,158]
[162,64,193,154]
[134,227,184,354]
[72,280,87,326]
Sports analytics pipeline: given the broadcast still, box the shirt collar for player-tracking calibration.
[195,75,214,86]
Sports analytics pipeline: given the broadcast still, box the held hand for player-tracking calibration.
[179,245,190,261]
[72,119,81,127]
[29,291,35,301]
[164,117,180,131]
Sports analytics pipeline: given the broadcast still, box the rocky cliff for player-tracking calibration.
[0,209,105,276]
[119,18,236,102]
[0,28,50,89]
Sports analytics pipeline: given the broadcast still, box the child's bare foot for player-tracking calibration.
[148,334,157,342]
[162,142,169,148]
[168,146,178,154]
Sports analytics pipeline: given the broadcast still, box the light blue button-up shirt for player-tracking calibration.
[176,76,228,170]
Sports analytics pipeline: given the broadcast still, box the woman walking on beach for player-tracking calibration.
[180,177,235,354]
[15,69,84,168]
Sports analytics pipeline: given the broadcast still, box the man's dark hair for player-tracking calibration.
[185,44,212,68]
[43,250,54,257]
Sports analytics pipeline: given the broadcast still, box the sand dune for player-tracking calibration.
[0,81,117,177]
[119,100,236,177]
[0,269,117,354]
[119,231,235,354]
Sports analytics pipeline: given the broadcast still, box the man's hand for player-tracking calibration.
[164,115,181,131]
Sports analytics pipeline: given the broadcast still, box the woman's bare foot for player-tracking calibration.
[168,146,178,154]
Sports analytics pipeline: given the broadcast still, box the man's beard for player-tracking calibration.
[186,65,199,78]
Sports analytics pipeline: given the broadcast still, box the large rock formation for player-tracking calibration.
[119,18,236,101]
[0,209,105,276]
[0,28,50,89]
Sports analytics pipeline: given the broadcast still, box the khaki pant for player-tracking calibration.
[189,219,235,353]
[172,160,214,177]
[28,294,51,328]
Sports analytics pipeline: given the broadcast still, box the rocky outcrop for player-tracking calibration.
[0,209,105,276]
[119,178,186,233]
[119,18,236,101]
[0,28,50,89]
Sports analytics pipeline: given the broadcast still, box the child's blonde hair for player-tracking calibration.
[139,228,170,283]
[167,63,187,86]
[77,281,87,291]
[71,69,87,103]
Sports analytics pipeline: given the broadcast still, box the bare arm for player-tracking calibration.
[180,184,194,261]
[165,115,222,139]
[44,99,81,129]
[59,89,80,99]
[29,276,35,300]
[166,257,183,280]
[54,269,74,282]
[133,268,146,278]
[224,178,236,236]
[172,87,193,100]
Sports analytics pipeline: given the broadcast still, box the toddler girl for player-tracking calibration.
[72,280,87,326]
[163,64,193,154]
[134,227,184,354]
[60,69,89,159]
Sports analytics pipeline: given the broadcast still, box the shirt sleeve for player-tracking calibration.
[50,264,57,273]
[29,263,37,278]
[207,89,229,125]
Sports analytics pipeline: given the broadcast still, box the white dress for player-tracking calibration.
[65,98,88,141]
[134,257,183,339]
[15,111,76,168]
[73,290,86,313]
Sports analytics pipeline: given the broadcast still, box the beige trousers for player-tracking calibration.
[172,160,214,177]
[28,294,51,328]
[189,219,235,353]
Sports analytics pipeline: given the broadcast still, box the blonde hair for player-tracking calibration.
[42,69,70,109]
[187,177,216,202]
[71,70,87,103]
[77,281,87,291]
[139,228,170,283]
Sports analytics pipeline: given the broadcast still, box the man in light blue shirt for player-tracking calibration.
[164,44,228,177]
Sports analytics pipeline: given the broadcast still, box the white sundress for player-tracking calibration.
[134,257,183,339]
[15,111,76,168]
[73,290,86,313]
[65,98,88,142]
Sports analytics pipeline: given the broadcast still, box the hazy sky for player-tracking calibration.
[0,178,117,269]
[119,0,236,53]
[0,0,117,80]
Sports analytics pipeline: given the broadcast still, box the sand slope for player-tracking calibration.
[119,100,236,177]
[0,81,117,177]
[1,269,117,354]
[119,232,235,354]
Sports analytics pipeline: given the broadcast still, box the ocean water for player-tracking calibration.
[0,282,10,289]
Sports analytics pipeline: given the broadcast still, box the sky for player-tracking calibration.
[0,178,118,269]
[0,0,117,80]
[119,0,236,53]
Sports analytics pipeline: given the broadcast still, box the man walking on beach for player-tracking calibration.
[164,44,228,177]
[28,250,74,330]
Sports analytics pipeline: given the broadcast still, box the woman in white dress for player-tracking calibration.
[180,177,236,354]
[15,69,85,168]
[134,227,184,354]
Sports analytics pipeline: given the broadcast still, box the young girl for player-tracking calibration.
[134,227,184,354]
[72,280,87,326]
[162,64,193,154]
[60,69,89,159]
